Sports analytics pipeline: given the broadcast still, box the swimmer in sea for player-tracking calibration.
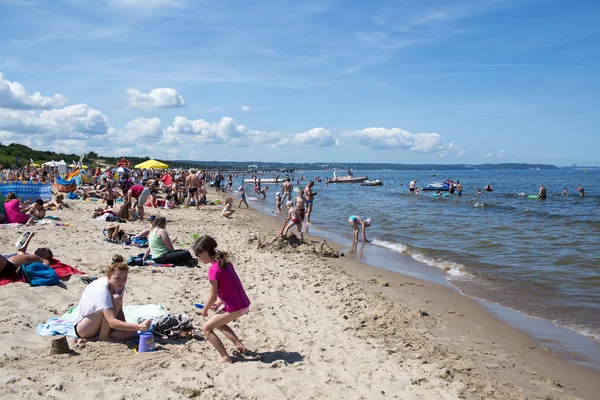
[538,184,546,199]
[562,189,568,196]
[484,183,493,192]
[577,184,584,197]
[348,215,371,242]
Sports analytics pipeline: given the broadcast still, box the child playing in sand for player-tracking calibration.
[238,186,249,209]
[73,255,152,342]
[281,200,303,241]
[222,198,234,218]
[193,235,250,363]
[275,192,282,213]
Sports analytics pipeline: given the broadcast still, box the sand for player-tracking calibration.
[1,196,599,399]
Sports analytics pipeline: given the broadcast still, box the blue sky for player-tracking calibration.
[1,0,599,165]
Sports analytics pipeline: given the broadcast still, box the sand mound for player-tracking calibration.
[249,233,339,258]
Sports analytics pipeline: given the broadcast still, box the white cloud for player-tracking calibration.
[344,127,442,153]
[124,117,162,141]
[0,104,111,154]
[240,105,252,112]
[0,104,109,137]
[0,72,66,110]
[498,149,505,158]
[126,88,185,109]
[483,152,493,158]
[162,116,338,148]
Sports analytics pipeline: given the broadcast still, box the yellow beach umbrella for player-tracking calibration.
[135,159,169,169]
[31,163,41,167]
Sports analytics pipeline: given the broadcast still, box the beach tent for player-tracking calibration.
[135,159,168,169]
[43,160,58,167]
[56,160,68,174]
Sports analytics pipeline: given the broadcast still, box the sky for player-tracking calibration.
[0,0,599,166]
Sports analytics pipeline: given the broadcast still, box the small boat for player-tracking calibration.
[422,182,456,191]
[360,180,383,186]
[429,173,436,177]
[328,171,368,184]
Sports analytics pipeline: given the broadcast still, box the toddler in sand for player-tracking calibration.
[281,200,303,241]
[193,235,251,363]
[222,198,234,218]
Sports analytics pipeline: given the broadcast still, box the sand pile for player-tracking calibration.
[249,233,340,258]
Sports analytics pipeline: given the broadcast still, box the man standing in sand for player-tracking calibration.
[281,178,293,205]
[304,180,317,224]
[185,170,201,210]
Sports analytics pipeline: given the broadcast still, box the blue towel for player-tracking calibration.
[37,317,77,337]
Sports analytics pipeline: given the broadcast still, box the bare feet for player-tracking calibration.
[218,355,232,364]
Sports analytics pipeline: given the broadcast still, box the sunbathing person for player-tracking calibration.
[142,216,196,266]
[45,194,67,210]
[0,232,53,277]
[104,224,150,244]
[73,254,151,342]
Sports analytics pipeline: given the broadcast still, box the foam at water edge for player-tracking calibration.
[557,324,600,344]
[372,239,470,279]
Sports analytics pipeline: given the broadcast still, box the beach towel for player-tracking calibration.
[37,304,167,338]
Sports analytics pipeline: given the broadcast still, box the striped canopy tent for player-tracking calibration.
[135,159,169,169]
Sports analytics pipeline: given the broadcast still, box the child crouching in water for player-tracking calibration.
[193,235,250,363]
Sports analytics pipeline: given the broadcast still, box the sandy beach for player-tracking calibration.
[1,195,599,400]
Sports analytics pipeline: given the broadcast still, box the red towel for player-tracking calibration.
[0,258,84,286]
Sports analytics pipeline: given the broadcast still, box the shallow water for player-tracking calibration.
[242,169,600,344]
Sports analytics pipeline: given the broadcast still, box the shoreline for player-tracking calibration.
[242,195,600,387]
[0,196,598,399]
[244,192,600,372]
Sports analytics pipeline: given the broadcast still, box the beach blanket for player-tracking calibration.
[0,181,52,202]
[0,258,84,286]
[37,304,166,338]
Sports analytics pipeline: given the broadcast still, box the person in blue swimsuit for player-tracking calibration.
[348,215,371,242]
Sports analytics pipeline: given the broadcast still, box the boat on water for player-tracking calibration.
[422,182,456,191]
[328,171,368,183]
[360,179,383,186]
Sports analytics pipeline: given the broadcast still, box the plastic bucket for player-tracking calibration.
[138,331,156,352]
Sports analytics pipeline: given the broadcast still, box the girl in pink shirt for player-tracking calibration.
[193,235,250,363]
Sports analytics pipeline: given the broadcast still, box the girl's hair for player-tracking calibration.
[106,254,129,275]
[226,197,233,204]
[151,216,167,229]
[56,194,64,202]
[6,192,16,200]
[192,235,230,269]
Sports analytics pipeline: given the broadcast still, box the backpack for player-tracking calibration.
[22,262,60,287]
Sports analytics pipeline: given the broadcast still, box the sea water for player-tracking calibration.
[242,169,600,352]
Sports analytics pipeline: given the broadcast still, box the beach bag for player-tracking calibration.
[22,262,60,287]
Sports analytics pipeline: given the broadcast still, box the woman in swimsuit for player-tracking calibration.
[348,215,371,242]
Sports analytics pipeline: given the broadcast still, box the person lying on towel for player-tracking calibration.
[0,232,53,277]
[73,254,151,342]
